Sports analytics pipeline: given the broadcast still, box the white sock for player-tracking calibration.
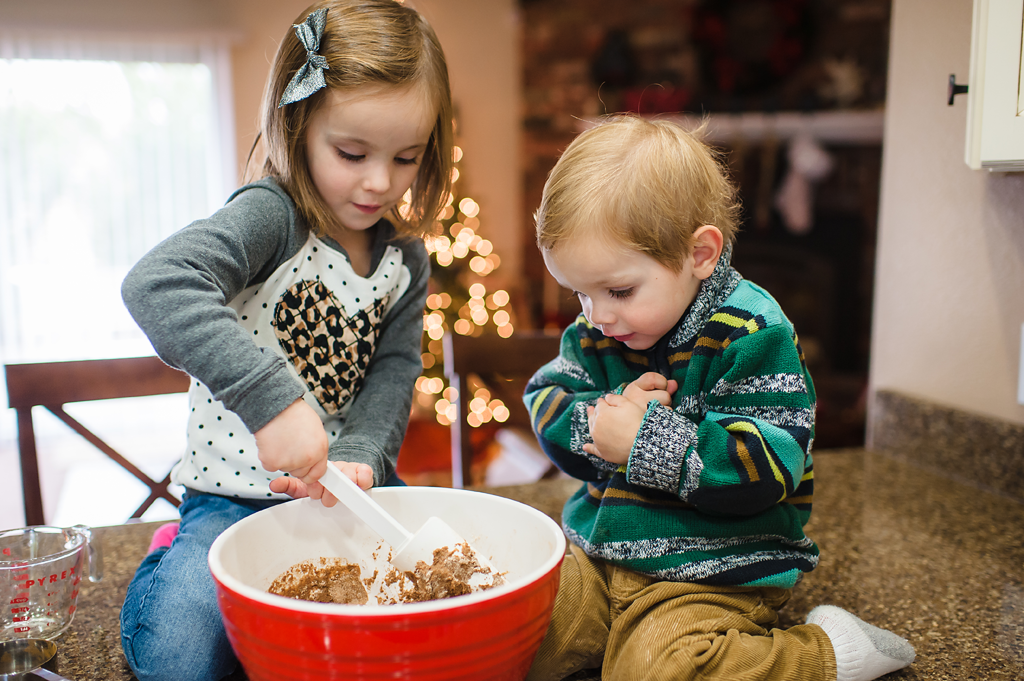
[806,605,916,681]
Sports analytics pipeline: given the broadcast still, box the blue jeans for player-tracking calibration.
[120,474,405,681]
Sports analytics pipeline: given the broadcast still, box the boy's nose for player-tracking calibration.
[586,301,615,326]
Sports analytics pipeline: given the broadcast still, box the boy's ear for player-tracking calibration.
[691,225,724,279]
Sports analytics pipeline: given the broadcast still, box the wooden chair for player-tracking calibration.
[442,331,562,488]
[5,356,190,526]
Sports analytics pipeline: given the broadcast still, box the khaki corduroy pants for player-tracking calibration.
[526,544,837,681]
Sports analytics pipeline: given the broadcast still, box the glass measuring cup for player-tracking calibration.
[0,526,103,641]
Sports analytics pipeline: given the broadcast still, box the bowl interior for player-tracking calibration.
[209,487,565,613]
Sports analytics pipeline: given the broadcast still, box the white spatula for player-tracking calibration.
[319,464,496,576]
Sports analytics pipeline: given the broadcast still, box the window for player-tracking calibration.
[0,32,236,361]
[0,32,236,525]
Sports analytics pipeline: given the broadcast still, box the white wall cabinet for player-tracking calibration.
[964,0,1024,171]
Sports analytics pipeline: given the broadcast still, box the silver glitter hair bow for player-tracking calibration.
[278,7,330,107]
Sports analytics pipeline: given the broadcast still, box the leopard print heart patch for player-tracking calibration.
[272,279,390,415]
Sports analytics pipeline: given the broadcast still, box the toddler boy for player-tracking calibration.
[523,115,914,681]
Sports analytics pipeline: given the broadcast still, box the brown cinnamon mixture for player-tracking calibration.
[399,543,503,603]
[268,558,367,605]
[268,543,506,606]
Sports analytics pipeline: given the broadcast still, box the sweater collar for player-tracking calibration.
[670,243,743,346]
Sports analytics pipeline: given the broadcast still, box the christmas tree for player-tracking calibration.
[408,145,515,431]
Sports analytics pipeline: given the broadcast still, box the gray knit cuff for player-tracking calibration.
[626,403,698,495]
[570,400,620,474]
[329,436,392,488]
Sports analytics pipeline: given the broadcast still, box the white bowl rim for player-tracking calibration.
[208,487,567,616]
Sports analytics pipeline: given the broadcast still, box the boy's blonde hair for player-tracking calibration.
[250,0,453,238]
[535,115,741,272]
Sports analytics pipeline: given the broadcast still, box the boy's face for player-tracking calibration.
[542,235,705,351]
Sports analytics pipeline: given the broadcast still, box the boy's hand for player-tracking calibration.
[622,372,677,409]
[584,393,647,465]
[269,460,374,506]
[254,398,329,497]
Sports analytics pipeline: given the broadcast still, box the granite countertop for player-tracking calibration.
[40,449,1024,680]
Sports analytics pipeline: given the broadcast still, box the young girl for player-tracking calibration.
[118,2,453,680]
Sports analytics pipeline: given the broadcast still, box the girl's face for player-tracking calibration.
[542,235,705,351]
[305,84,436,233]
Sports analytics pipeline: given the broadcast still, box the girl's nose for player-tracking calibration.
[362,163,391,194]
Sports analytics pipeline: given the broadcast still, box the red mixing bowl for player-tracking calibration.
[208,486,566,680]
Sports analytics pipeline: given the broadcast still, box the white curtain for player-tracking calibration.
[0,31,236,362]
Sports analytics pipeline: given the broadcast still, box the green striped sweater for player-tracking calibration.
[524,249,818,588]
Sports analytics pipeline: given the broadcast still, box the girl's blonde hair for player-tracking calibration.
[250,0,453,238]
[535,115,741,272]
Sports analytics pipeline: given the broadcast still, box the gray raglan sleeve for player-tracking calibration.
[327,239,430,486]
[120,184,306,433]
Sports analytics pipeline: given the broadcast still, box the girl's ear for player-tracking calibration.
[690,225,724,280]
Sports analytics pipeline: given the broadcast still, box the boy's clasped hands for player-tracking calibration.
[585,372,678,464]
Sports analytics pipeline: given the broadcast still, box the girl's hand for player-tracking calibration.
[622,372,677,409]
[583,393,647,465]
[255,398,329,496]
[269,460,374,506]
